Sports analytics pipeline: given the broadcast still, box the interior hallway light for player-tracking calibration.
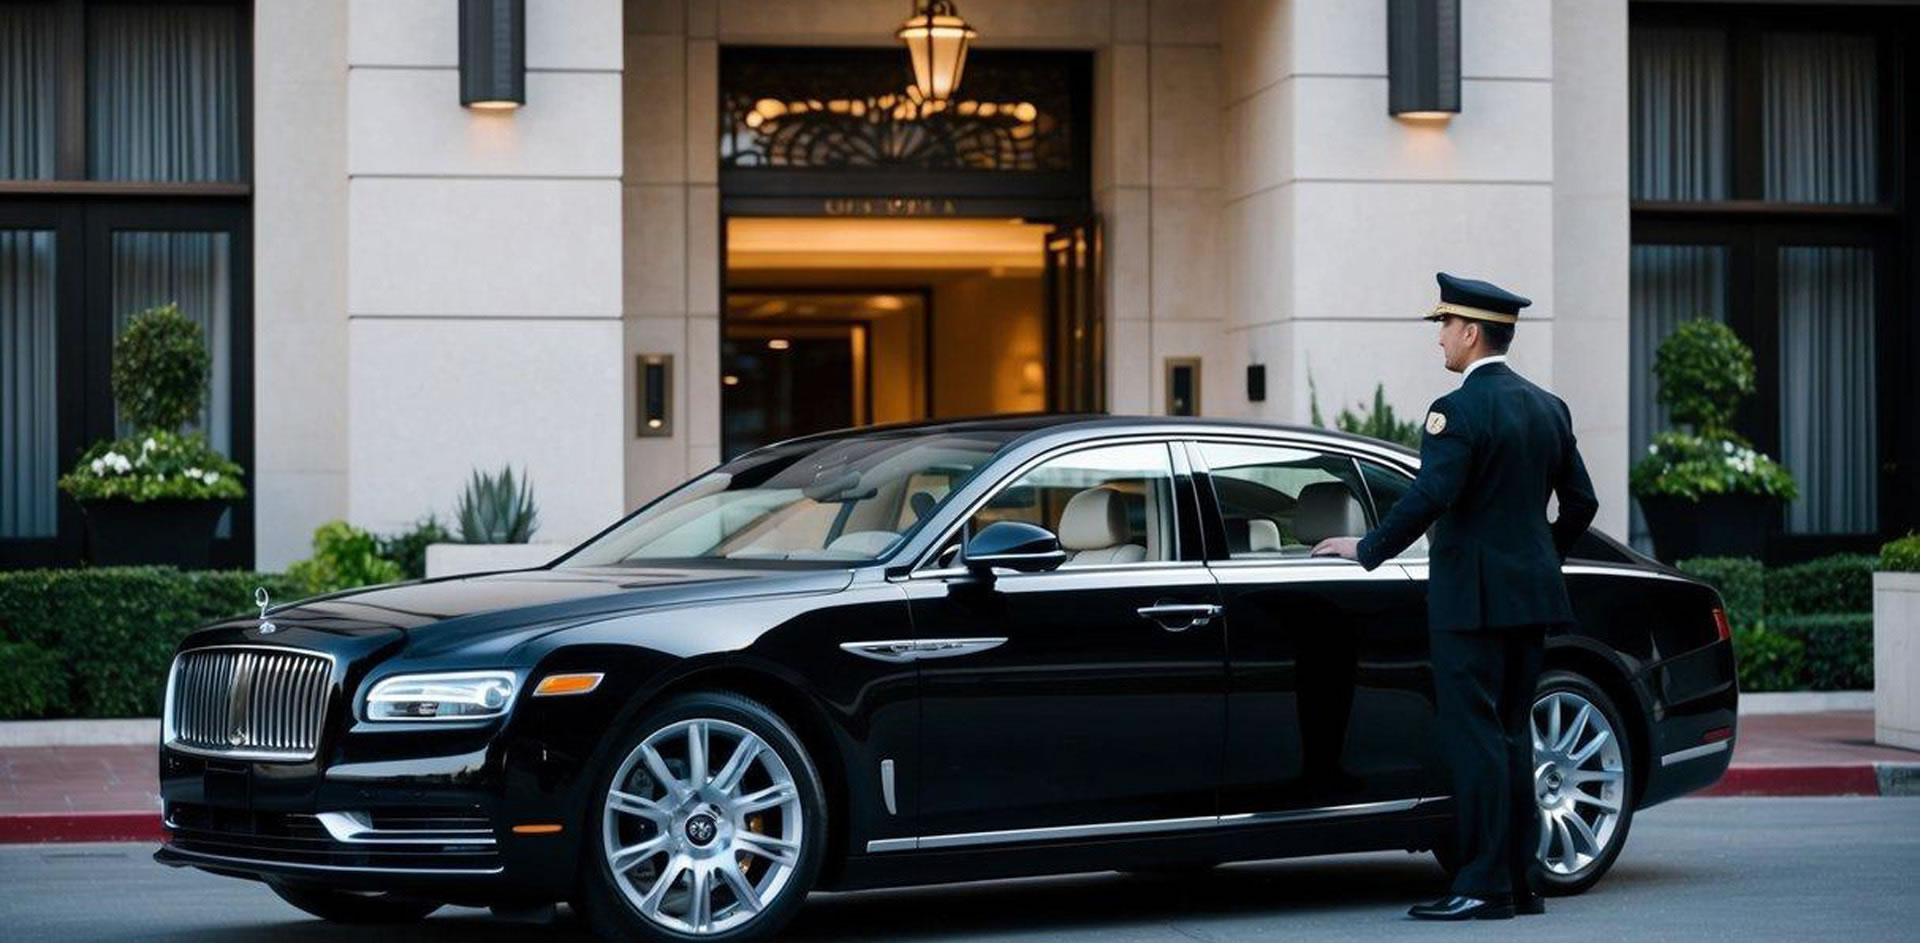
[1387,0,1459,120]
[460,0,525,111]
[897,1,977,103]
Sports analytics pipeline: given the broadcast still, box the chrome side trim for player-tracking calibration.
[863,796,1448,853]
[1563,564,1702,586]
[839,637,1007,663]
[158,845,504,876]
[312,811,496,846]
[880,759,898,816]
[1659,739,1731,767]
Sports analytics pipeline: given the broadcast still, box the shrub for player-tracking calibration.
[457,465,540,543]
[1676,556,1765,632]
[1766,554,1877,617]
[1630,321,1795,503]
[286,521,406,595]
[0,641,69,718]
[1652,320,1753,433]
[58,429,247,502]
[1731,625,1805,693]
[1769,614,1873,691]
[112,303,209,434]
[1882,532,1920,572]
[0,568,302,718]
[379,514,452,580]
[1308,376,1422,449]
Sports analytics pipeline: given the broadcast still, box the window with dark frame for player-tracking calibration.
[0,0,252,568]
[1627,2,1916,557]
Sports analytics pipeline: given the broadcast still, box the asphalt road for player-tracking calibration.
[2,798,1915,942]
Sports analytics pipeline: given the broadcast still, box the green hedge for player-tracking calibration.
[0,568,301,719]
[1770,613,1874,692]
[1766,554,1877,617]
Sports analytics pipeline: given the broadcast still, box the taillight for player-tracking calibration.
[1711,607,1731,642]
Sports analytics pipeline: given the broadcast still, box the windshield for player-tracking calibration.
[560,431,1023,566]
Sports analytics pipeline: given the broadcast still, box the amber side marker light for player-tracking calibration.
[512,824,564,835]
[532,673,605,697]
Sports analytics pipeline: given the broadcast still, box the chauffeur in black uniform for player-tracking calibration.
[1313,273,1598,921]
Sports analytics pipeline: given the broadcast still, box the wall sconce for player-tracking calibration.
[460,0,525,111]
[896,1,978,103]
[1387,0,1459,120]
[636,354,673,437]
[1165,358,1201,417]
[1245,364,1267,403]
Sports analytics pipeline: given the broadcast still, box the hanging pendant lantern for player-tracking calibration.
[896,1,977,103]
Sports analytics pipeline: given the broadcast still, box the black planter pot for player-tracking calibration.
[1637,492,1780,563]
[80,499,230,569]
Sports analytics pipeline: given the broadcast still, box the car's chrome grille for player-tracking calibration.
[168,647,333,761]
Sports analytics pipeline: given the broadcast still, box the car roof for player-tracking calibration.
[769,412,1419,459]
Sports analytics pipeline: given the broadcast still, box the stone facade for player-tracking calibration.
[250,0,1632,567]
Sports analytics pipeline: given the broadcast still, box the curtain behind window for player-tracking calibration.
[0,1,56,180]
[87,2,242,182]
[1628,245,1728,550]
[1763,33,1877,204]
[1630,26,1730,201]
[1778,247,1876,534]
[111,231,232,454]
[2,230,58,537]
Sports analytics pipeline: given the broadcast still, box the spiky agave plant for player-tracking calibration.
[455,465,539,543]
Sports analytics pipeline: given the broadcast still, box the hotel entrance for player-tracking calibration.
[716,47,1098,457]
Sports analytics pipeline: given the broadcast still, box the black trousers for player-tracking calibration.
[1430,624,1547,899]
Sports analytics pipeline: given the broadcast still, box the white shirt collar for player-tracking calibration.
[1462,354,1509,380]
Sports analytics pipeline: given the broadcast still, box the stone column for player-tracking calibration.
[344,0,627,543]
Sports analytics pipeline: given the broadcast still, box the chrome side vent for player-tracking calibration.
[166,647,335,762]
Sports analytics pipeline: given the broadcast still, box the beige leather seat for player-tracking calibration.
[1057,487,1146,565]
[1293,481,1368,547]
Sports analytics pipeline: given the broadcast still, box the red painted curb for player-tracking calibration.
[1702,764,1882,797]
[0,811,164,844]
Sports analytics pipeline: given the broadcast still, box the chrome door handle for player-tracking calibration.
[1135,603,1222,631]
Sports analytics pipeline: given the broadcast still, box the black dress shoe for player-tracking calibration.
[1514,894,1546,916]
[1407,895,1515,920]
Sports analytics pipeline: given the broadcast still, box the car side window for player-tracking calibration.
[1195,442,1371,560]
[937,442,1179,568]
[1357,457,1429,559]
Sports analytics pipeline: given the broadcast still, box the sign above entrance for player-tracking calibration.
[719,47,1090,207]
[822,197,959,217]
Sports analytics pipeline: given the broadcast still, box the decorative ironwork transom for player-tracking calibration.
[720,47,1086,176]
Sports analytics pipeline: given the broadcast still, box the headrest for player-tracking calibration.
[1293,482,1366,544]
[1247,518,1281,552]
[1058,487,1129,551]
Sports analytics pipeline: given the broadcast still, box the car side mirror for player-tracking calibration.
[961,521,1067,576]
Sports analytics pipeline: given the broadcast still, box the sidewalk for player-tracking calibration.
[1,710,1916,842]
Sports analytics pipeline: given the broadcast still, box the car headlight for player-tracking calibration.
[364,671,517,722]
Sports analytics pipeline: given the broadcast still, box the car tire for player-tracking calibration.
[1429,669,1636,898]
[578,691,829,942]
[267,882,441,923]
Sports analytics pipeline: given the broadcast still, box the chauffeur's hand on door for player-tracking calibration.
[1310,536,1361,560]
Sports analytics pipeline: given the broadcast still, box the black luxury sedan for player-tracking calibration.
[154,416,1737,941]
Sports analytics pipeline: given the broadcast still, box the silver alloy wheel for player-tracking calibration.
[1530,690,1626,877]
[602,718,804,936]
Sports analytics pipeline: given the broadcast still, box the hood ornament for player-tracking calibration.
[255,586,277,635]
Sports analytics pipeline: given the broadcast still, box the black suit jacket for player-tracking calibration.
[1356,362,1599,632]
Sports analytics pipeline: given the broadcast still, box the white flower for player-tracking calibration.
[203,471,220,484]
[142,437,157,453]
[184,467,204,481]
[90,458,105,475]
[1722,441,1734,454]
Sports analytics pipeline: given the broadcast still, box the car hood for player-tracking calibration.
[214,565,855,657]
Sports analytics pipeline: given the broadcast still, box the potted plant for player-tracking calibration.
[1629,320,1797,562]
[425,466,563,577]
[57,303,245,568]
[1875,533,1920,750]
